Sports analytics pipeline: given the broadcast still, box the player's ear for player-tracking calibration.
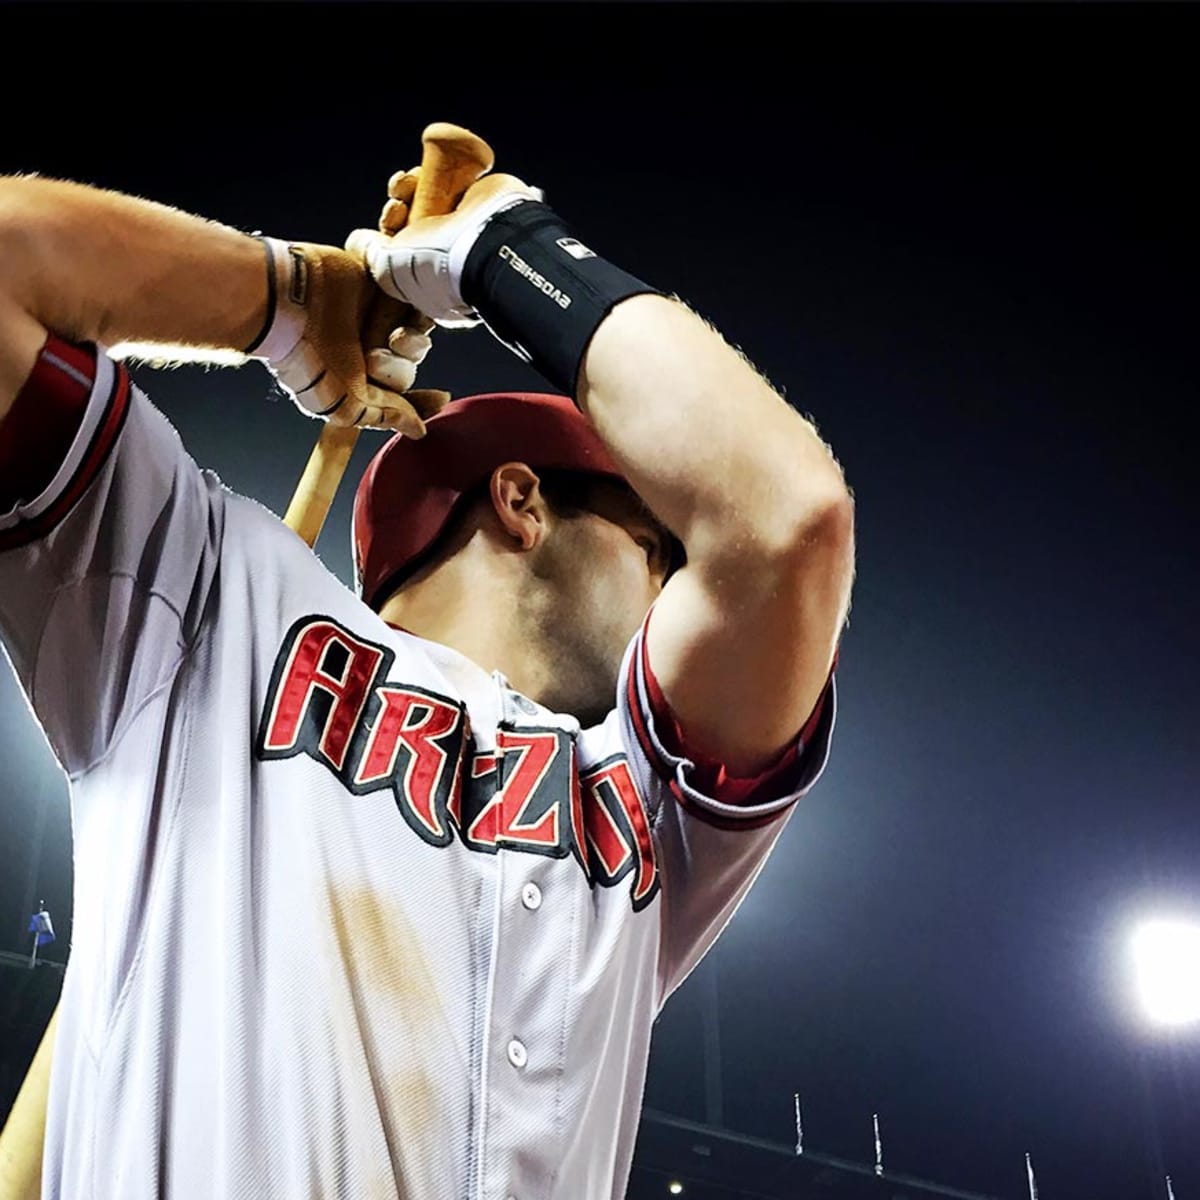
[488,462,548,551]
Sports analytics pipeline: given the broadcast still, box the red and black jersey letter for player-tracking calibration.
[353,685,466,847]
[582,755,660,911]
[257,616,389,775]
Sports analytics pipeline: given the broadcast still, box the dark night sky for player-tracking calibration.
[1,3,1198,1197]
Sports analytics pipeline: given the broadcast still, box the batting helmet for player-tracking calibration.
[353,392,627,612]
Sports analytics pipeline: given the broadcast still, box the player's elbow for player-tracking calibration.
[792,478,854,549]
[776,482,856,602]
[759,474,856,572]
[687,471,855,587]
[688,480,855,625]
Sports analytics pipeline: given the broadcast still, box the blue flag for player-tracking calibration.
[28,909,55,947]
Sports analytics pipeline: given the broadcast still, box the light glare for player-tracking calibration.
[1133,918,1200,1026]
[668,1184,683,1196]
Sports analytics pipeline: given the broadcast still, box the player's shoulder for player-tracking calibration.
[217,488,363,608]
[220,485,305,543]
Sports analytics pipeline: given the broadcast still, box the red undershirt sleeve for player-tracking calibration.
[0,334,96,511]
[623,605,838,828]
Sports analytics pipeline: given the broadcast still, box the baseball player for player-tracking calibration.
[0,142,854,1199]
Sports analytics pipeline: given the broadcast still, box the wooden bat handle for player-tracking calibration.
[286,123,495,549]
[0,1007,57,1200]
[283,422,362,546]
[408,123,496,223]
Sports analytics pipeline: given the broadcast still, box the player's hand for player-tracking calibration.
[257,241,448,436]
[378,164,424,236]
[345,172,542,328]
[355,165,453,428]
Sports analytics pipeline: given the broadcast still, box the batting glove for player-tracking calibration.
[344,173,542,329]
[246,239,445,434]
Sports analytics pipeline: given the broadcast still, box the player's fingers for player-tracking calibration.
[350,403,395,432]
[387,168,421,203]
[354,404,391,431]
[368,383,428,437]
[374,299,422,341]
[365,348,419,394]
[344,387,427,438]
[380,198,409,234]
[404,388,452,420]
[385,329,432,363]
[359,294,413,351]
[373,381,428,437]
[344,227,380,259]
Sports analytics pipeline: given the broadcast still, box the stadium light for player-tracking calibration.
[668,1183,683,1196]
[1132,917,1200,1027]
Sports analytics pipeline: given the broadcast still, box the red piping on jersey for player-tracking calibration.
[0,335,96,509]
[631,605,836,825]
[0,337,129,551]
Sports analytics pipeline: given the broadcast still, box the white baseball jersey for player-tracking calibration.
[0,338,836,1200]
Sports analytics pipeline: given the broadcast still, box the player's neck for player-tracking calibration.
[378,546,549,703]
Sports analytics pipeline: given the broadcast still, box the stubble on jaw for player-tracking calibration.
[519,495,657,725]
[521,602,627,726]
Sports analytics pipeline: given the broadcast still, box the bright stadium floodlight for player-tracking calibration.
[1132,917,1200,1027]
[668,1183,684,1196]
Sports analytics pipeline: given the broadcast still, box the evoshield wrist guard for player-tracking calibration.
[460,201,661,396]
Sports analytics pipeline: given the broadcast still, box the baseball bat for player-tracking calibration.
[282,122,495,549]
[0,124,496,1200]
[0,1008,56,1199]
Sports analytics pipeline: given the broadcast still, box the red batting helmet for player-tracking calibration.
[353,392,627,612]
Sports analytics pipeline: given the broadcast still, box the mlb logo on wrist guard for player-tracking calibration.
[463,202,661,396]
[556,237,596,261]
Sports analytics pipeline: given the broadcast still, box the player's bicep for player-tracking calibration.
[644,505,851,775]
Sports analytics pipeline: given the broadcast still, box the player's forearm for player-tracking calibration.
[0,175,266,382]
[577,293,851,568]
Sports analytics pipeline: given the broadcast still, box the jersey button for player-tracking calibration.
[507,1038,528,1069]
[521,882,543,911]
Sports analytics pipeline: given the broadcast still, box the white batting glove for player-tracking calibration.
[363,327,432,394]
[345,174,542,329]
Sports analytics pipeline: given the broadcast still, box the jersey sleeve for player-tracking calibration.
[0,337,223,776]
[615,606,837,1007]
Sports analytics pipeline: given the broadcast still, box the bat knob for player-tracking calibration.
[410,123,496,223]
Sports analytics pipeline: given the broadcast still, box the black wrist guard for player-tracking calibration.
[460,201,661,397]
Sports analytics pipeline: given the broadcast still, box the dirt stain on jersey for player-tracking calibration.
[326,882,454,1198]
[329,882,442,1009]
